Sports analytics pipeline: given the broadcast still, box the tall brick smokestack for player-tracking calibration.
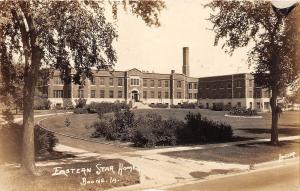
[182,47,190,77]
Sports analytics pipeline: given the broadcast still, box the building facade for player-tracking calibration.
[40,47,270,111]
[198,73,270,111]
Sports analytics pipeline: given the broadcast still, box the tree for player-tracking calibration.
[206,0,299,145]
[0,0,165,174]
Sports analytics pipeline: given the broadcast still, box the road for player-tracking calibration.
[168,162,300,191]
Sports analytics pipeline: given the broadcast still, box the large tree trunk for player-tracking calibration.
[270,88,279,145]
[21,46,41,174]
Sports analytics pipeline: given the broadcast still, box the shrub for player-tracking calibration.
[89,109,135,141]
[74,98,87,108]
[34,97,51,110]
[212,102,224,111]
[63,99,74,110]
[229,107,258,116]
[0,123,58,163]
[132,113,183,147]
[89,102,129,118]
[178,112,233,143]
[149,103,168,108]
[73,107,88,114]
[35,125,58,154]
[171,102,198,109]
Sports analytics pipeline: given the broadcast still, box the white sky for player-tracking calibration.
[113,0,253,77]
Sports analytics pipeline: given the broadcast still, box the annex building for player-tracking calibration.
[41,47,270,111]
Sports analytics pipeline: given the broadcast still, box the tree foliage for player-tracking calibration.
[206,0,299,91]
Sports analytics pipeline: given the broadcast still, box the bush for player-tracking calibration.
[229,107,258,116]
[89,109,135,141]
[132,113,183,147]
[73,107,88,114]
[212,102,224,111]
[178,112,233,143]
[87,102,129,118]
[74,98,87,108]
[149,103,168,108]
[35,125,58,154]
[171,102,198,109]
[34,97,51,110]
[0,123,58,163]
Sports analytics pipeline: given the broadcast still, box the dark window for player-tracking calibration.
[143,91,147,99]
[150,80,155,87]
[158,80,162,87]
[177,92,182,99]
[100,90,105,98]
[158,91,162,99]
[118,91,122,98]
[78,89,84,98]
[118,78,123,86]
[165,92,169,98]
[177,81,182,88]
[91,90,96,98]
[165,80,169,87]
[109,90,114,98]
[53,90,63,98]
[151,91,155,98]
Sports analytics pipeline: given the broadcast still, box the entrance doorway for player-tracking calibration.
[132,90,139,102]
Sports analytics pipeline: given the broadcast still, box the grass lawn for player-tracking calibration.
[0,159,139,191]
[163,139,300,165]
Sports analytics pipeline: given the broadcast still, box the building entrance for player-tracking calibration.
[132,90,139,102]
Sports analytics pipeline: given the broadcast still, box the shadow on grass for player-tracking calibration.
[36,151,76,162]
[237,128,300,136]
[190,168,242,179]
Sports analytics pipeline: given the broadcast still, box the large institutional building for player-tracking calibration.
[40,47,271,111]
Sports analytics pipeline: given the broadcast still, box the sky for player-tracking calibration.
[113,0,253,77]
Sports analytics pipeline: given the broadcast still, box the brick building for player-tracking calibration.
[40,47,270,111]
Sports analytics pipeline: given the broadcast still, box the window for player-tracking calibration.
[78,89,84,98]
[109,90,114,98]
[227,83,232,89]
[249,102,253,109]
[188,93,192,99]
[54,77,62,85]
[165,80,169,87]
[118,78,123,86]
[263,90,269,98]
[177,92,182,99]
[99,77,105,85]
[150,80,155,87]
[165,92,169,98]
[100,90,105,98]
[151,91,155,98]
[237,102,241,107]
[118,91,122,98]
[143,79,147,87]
[143,91,147,99]
[109,78,114,86]
[206,84,210,89]
[194,83,198,89]
[91,90,96,98]
[236,80,243,88]
[130,78,140,86]
[177,81,182,88]
[91,77,96,85]
[158,91,162,99]
[53,90,63,98]
[188,83,192,90]
[158,80,162,87]
[194,93,198,99]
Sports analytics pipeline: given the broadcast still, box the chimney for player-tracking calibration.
[182,47,190,77]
